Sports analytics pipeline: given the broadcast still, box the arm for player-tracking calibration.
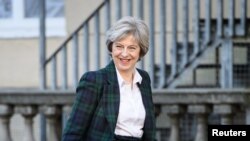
[62,72,101,141]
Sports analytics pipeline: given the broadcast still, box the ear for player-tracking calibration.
[108,42,113,52]
[137,57,141,62]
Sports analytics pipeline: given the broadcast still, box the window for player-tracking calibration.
[0,0,12,18]
[0,0,66,38]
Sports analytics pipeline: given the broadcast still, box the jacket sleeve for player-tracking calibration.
[62,71,102,141]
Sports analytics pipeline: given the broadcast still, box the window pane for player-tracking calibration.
[0,0,12,18]
[24,0,64,18]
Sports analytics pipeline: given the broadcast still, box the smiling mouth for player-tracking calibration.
[120,58,130,63]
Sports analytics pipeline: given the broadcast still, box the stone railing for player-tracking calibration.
[0,89,250,141]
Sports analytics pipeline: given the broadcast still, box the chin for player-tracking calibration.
[118,66,130,71]
[117,65,132,71]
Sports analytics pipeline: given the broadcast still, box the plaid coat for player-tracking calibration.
[62,61,156,141]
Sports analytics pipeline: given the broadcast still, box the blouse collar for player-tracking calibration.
[115,68,142,87]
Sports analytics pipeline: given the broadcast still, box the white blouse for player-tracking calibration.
[114,68,146,138]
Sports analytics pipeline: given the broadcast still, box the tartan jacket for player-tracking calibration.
[62,61,156,141]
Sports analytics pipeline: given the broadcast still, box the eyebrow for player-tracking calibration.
[115,42,138,47]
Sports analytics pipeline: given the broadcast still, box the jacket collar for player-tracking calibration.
[103,60,118,85]
[102,60,120,134]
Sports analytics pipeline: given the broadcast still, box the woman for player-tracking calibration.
[62,16,156,141]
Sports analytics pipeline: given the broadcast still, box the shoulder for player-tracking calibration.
[79,70,104,82]
[136,68,151,82]
[77,69,106,90]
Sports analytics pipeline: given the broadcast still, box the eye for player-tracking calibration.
[116,45,123,50]
[128,46,136,51]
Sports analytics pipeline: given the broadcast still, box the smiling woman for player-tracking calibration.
[62,16,156,141]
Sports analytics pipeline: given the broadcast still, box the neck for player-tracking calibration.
[119,70,134,84]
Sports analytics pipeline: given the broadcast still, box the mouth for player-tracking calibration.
[120,58,130,63]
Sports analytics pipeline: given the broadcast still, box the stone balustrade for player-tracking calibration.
[0,89,250,141]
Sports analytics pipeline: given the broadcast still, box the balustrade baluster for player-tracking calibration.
[188,105,211,141]
[162,105,186,141]
[16,106,38,141]
[62,105,72,130]
[169,114,180,141]
[214,104,237,125]
[41,105,62,141]
[0,105,13,141]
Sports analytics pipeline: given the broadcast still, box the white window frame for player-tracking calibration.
[0,0,66,38]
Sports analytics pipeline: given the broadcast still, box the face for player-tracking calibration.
[111,34,140,74]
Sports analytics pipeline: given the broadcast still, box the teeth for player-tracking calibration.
[120,59,129,62]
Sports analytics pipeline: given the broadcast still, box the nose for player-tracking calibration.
[121,48,128,56]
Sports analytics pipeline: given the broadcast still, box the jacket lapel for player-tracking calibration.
[137,70,154,132]
[102,61,120,133]
[138,81,150,115]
